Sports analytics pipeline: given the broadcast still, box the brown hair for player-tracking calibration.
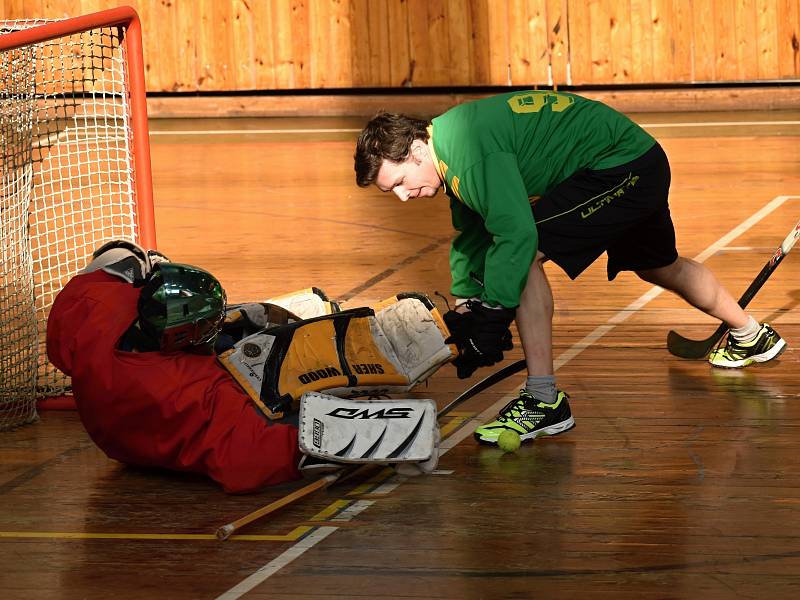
[354,112,430,187]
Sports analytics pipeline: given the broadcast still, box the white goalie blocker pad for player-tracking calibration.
[299,392,439,465]
[324,295,454,398]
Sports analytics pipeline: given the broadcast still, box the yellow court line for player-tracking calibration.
[440,414,473,437]
[1,415,475,543]
[0,531,302,541]
[346,467,395,497]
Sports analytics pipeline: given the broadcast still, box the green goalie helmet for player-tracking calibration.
[137,262,226,352]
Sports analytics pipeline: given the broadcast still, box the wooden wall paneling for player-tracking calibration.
[608,0,633,83]
[691,0,715,81]
[735,0,759,80]
[291,1,311,88]
[370,0,393,87]
[467,0,492,85]
[487,0,510,84]
[386,0,411,86]
[331,0,353,87]
[155,0,181,91]
[41,0,70,18]
[196,0,218,90]
[309,0,352,88]
[270,0,298,88]
[713,0,738,81]
[507,0,530,84]
[756,0,780,78]
[172,0,199,92]
[431,0,454,85]
[309,0,330,87]
[650,0,674,82]
[79,0,118,16]
[136,0,164,91]
[508,0,549,86]
[6,0,34,19]
[671,0,695,82]
[349,0,371,86]
[565,0,591,83]
[252,0,277,91]
[445,0,473,86]
[4,0,799,92]
[209,0,237,91]
[407,0,435,85]
[546,0,569,86]
[231,0,256,90]
[587,0,613,83]
[629,0,654,83]
[313,0,350,88]
[776,0,800,78]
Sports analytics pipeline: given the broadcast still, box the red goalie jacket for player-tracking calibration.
[46,270,301,493]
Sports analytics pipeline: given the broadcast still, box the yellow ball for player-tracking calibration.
[497,429,521,453]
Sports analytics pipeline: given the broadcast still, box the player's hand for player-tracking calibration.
[443,300,515,379]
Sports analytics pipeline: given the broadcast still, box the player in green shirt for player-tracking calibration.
[354,91,785,445]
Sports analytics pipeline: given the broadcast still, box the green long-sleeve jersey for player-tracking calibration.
[429,91,655,308]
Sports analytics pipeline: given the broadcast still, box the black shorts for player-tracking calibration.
[532,143,677,280]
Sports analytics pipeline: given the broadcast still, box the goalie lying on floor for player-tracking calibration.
[46,240,453,493]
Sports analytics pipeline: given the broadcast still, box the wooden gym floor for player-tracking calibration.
[1,107,800,600]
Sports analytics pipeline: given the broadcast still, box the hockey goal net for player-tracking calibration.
[0,7,156,430]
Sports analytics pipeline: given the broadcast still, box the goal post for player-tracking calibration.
[0,6,156,430]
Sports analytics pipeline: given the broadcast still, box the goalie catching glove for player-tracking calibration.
[443,300,515,379]
[298,392,439,475]
[80,239,170,284]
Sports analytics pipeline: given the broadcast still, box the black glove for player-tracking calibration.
[443,300,515,379]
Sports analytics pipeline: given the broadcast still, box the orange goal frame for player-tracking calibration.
[1,6,157,416]
[0,5,156,247]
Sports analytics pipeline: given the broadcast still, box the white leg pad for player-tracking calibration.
[299,392,438,464]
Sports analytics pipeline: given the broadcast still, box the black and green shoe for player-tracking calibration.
[474,389,575,445]
[709,323,786,368]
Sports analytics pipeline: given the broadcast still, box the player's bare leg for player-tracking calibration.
[516,252,554,376]
[635,256,748,327]
[474,252,574,444]
[637,256,785,367]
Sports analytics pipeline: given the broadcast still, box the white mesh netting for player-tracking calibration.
[1,20,141,430]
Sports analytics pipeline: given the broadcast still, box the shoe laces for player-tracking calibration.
[715,323,772,356]
[497,390,536,422]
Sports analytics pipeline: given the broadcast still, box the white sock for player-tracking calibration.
[730,316,760,343]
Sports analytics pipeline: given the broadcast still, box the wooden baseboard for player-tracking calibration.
[146,86,800,118]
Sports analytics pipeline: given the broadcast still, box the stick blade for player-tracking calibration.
[666,329,717,359]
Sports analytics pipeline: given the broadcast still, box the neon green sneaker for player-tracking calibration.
[474,389,575,445]
[709,323,786,368]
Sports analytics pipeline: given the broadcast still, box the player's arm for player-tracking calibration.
[441,156,534,378]
[464,152,538,309]
[449,197,492,300]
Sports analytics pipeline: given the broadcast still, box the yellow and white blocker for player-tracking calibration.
[218,291,454,420]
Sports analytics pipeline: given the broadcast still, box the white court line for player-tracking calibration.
[149,120,800,137]
[218,194,798,599]
[214,500,374,600]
